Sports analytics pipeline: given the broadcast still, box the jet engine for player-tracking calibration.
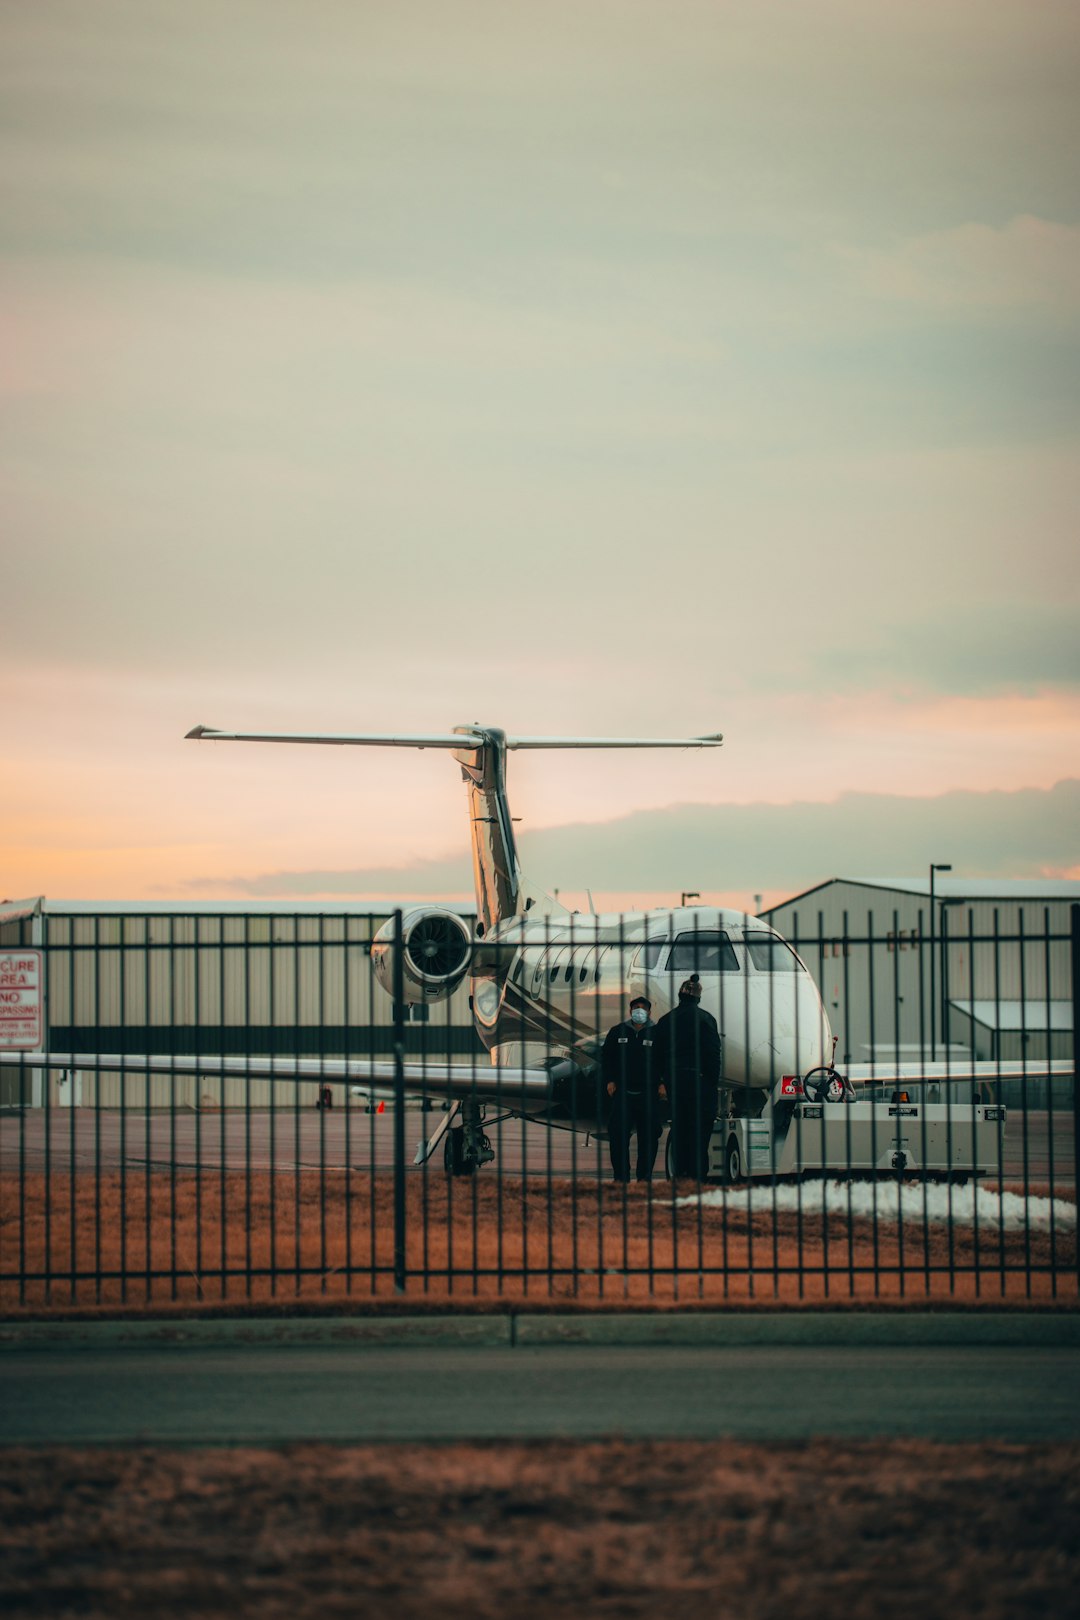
[370,907,474,1004]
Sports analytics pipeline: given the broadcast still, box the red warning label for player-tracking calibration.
[0,950,43,1049]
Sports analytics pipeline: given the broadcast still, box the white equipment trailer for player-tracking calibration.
[701,1085,1006,1183]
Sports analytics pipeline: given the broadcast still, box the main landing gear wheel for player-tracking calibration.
[443,1102,495,1176]
[444,1127,474,1177]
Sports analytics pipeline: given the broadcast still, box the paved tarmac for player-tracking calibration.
[3,1316,1078,1445]
[2,1108,1073,1185]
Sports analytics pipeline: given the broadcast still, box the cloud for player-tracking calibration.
[808,605,1080,697]
[2,0,1078,886]
[832,216,1080,320]
[196,779,1080,900]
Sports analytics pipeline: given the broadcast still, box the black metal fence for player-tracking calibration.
[0,903,1076,1307]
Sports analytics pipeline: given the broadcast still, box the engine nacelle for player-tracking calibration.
[370,907,473,1005]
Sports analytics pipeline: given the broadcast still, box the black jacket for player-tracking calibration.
[653,1000,722,1099]
[601,1019,660,1097]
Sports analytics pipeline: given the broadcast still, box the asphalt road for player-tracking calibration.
[2,1108,1074,1186]
[3,1342,1079,1445]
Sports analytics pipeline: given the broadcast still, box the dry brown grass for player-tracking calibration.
[2,1171,1075,1311]
[1,1438,1078,1618]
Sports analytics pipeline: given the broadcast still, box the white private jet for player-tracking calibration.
[2,722,1060,1179]
[176,722,835,1175]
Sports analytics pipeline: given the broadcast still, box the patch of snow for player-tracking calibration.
[670,1180,1076,1232]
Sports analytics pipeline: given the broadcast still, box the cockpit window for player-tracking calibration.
[744,932,802,973]
[666,931,740,973]
[637,940,668,969]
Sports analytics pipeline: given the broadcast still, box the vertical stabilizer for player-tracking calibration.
[452,726,563,932]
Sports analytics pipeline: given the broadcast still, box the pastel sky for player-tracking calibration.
[3,1,1078,913]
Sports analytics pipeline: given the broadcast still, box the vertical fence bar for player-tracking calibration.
[62,921,76,1303]
[890,908,904,1298]
[841,910,854,1298]
[568,918,579,1301]
[117,916,127,1305]
[544,912,553,1298]
[42,933,53,1305]
[1043,909,1057,1293]
[419,962,431,1296]
[317,914,327,1294]
[813,909,824,1300]
[193,923,203,1299]
[243,913,253,1301]
[991,907,1005,1295]
[1071,904,1080,1296]
[366,923,378,1293]
[268,915,278,1299]
[342,916,352,1296]
[866,910,879,1299]
[392,908,407,1293]
[292,924,301,1297]
[218,919,228,1300]
[142,919,152,1303]
[1017,908,1032,1296]
[168,916,178,1302]
[715,914,729,1303]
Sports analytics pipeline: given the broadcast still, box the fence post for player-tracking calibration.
[393,908,407,1293]
[1071,904,1079,1293]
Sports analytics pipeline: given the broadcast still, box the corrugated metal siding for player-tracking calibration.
[765,883,1073,1068]
[26,907,479,1109]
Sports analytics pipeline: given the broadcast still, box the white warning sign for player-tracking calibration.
[0,950,43,1049]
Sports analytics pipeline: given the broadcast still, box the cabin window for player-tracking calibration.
[579,964,588,983]
[512,957,523,983]
[564,964,573,983]
[744,932,802,973]
[550,964,560,982]
[666,931,740,973]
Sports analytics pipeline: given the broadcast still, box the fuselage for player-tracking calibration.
[186,722,834,1150]
[470,905,832,1095]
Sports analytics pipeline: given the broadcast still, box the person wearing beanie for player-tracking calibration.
[600,994,665,1183]
[654,973,722,1180]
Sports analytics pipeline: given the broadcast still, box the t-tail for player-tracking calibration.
[186,722,722,932]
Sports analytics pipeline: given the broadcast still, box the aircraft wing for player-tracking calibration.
[0,1050,554,1104]
[843,1059,1072,1087]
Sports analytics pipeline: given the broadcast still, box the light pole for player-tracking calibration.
[928,863,952,1060]
[680,892,700,909]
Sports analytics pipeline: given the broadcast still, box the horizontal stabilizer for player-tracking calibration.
[186,727,472,748]
[186,726,722,750]
[506,734,722,749]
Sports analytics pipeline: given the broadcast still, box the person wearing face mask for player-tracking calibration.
[601,995,665,1183]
